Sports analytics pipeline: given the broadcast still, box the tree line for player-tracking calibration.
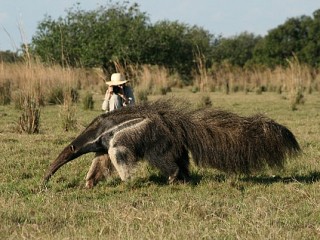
[2,2,320,82]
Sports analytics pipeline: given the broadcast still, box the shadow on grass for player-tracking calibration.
[119,172,227,187]
[144,172,208,186]
[242,171,320,185]
[103,172,206,188]
[143,171,320,187]
[44,171,320,191]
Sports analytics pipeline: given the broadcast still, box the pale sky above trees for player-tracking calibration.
[0,0,319,51]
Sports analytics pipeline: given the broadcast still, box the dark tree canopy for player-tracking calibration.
[251,10,320,67]
[31,3,150,68]
[211,32,261,67]
[30,2,214,82]
[26,3,320,74]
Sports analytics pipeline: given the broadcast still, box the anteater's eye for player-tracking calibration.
[70,145,76,152]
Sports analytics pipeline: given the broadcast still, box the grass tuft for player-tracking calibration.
[18,95,41,134]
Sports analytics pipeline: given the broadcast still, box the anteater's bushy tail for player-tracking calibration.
[181,108,300,174]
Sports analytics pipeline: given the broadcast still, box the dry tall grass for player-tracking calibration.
[193,47,208,92]
[0,61,103,132]
[1,61,319,107]
[207,63,317,95]
[0,62,102,99]
[124,64,177,102]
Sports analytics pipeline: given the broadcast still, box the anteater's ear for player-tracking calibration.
[70,145,76,152]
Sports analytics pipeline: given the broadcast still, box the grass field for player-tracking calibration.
[1,89,320,239]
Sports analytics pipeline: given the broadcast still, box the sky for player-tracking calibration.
[0,0,319,51]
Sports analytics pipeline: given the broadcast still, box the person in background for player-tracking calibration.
[87,73,135,188]
[102,73,135,112]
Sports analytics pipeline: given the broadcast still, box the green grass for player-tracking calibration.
[1,90,320,239]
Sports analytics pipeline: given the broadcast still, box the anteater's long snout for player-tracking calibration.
[43,145,75,183]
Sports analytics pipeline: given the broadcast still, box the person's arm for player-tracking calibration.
[105,86,113,100]
[118,89,129,105]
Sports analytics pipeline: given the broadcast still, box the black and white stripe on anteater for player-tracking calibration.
[43,99,301,187]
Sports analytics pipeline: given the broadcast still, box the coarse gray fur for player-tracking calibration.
[43,98,301,187]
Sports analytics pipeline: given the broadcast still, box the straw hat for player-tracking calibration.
[105,73,128,86]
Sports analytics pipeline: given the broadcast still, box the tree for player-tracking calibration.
[31,2,149,69]
[252,15,312,67]
[299,9,320,67]
[31,2,216,81]
[211,32,260,67]
[144,21,214,82]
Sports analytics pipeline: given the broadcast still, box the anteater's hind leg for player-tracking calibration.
[168,147,190,183]
[175,148,191,182]
[85,153,114,188]
[146,147,190,184]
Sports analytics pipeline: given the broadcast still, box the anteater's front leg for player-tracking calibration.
[108,145,137,181]
[85,153,114,188]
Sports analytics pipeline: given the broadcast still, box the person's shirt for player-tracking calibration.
[123,86,135,106]
[108,93,123,111]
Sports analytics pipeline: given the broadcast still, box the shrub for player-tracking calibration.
[83,92,94,110]
[18,96,41,134]
[70,88,79,103]
[136,89,148,103]
[191,86,199,93]
[255,86,263,95]
[100,84,108,95]
[47,86,64,104]
[60,94,77,131]
[197,95,212,108]
[160,87,168,95]
[0,79,11,105]
[232,85,240,93]
[13,91,24,109]
[290,87,304,111]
